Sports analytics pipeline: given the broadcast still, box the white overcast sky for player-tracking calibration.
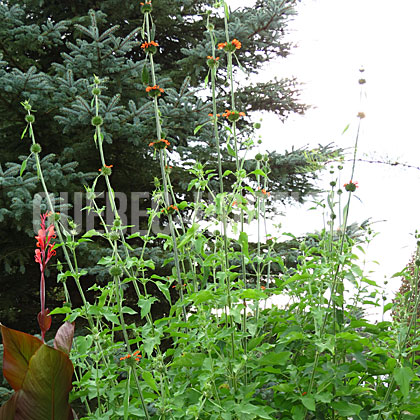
[228,0,420,309]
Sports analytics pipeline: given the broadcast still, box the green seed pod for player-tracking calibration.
[330,181,336,187]
[109,265,123,277]
[86,191,96,201]
[92,87,101,96]
[255,153,263,161]
[91,116,103,126]
[108,231,120,242]
[254,122,261,129]
[206,56,219,69]
[30,143,42,154]
[207,23,215,31]
[140,2,152,13]
[345,183,357,192]
[100,165,112,176]
[25,114,35,124]
[227,111,241,122]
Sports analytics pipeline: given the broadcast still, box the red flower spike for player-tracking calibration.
[34,212,56,342]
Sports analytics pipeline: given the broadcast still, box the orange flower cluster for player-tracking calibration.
[231,39,241,49]
[120,350,141,361]
[218,38,241,50]
[208,113,220,117]
[161,204,178,214]
[141,40,159,49]
[140,1,151,5]
[260,188,270,197]
[98,164,113,172]
[207,55,219,61]
[223,109,245,119]
[146,85,164,94]
[149,138,170,149]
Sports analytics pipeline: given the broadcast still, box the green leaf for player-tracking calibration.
[224,1,229,20]
[258,351,291,366]
[240,289,266,300]
[155,281,171,303]
[142,371,159,393]
[238,231,249,258]
[331,401,362,416]
[194,122,210,134]
[75,335,93,355]
[21,124,28,139]
[192,290,214,304]
[171,352,206,367]
[383,302,393,313]
[102,310,120,325]
[122,306,138,315]
[49,306,72,315]
[250,169,267,178]
[394,366,415,397]
[137,297,157,318]
[20,158,28,176]
[226,141,236,157]
[342,123,350,134]
[141,64,149,85]
[82,229,101,238]
[301,395,315,411]
[315,392,333,403]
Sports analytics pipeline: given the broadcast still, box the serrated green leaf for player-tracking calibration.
[142,371,159,393]
[301,396,315,411]
[394,366,415,397]
[49,306,72,315]
[331,401,362,416]
[258,351,291,366]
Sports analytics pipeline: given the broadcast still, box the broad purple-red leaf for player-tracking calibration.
[54,322,75,355]
[0,325,42,391]
[13,344,74,419]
